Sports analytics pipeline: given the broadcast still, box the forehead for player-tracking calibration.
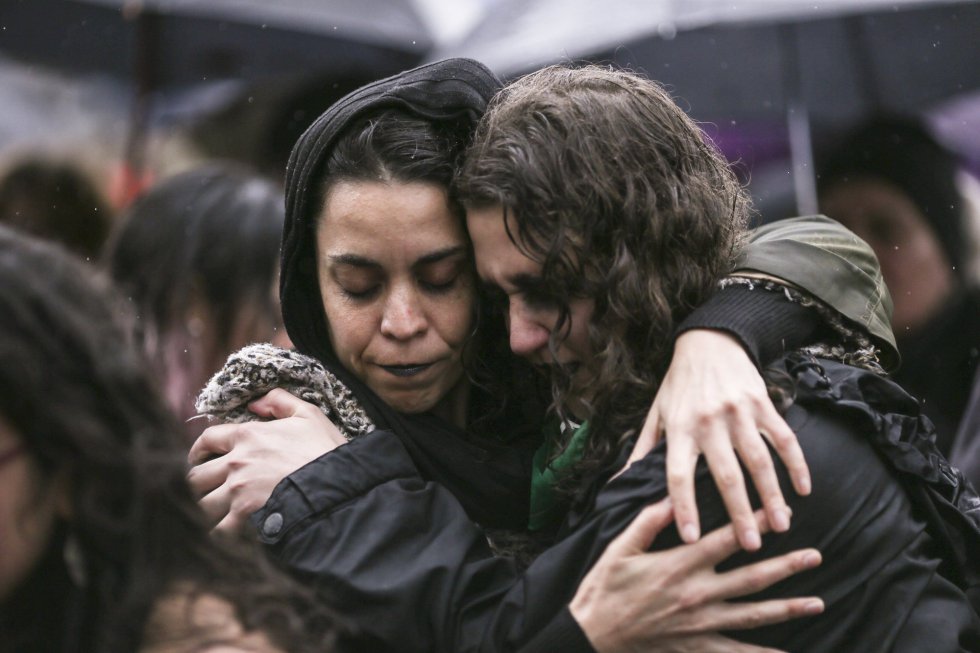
[317,180,465,253]
[465,205,541,284]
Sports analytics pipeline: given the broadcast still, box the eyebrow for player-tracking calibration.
[328,246,467,270]
[414,246,468,268]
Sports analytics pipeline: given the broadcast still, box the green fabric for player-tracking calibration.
[529,419,591,531]
[738,215,900,371]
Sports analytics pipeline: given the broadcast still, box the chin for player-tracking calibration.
[380,389,440,415]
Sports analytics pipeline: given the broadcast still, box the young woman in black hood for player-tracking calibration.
[188,59,909,651]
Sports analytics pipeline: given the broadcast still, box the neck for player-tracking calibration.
[430,377,471,428]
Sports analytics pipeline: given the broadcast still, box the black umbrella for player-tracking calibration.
[434,0,980,216]
[0,0,433,187]
[0,0,432,86]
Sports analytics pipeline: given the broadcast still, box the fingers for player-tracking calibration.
[657,635,790,653]
[197,483,232,528]
[731,409,791,536]
[666,435,702,544]
[690,508,772,568]
[679,595,824,634]
[707,548,821,603]
[213,509,248,534]
[186,455,228,498]
[248,388,311,420]
[188,424,237,465]
[609,499,674,555]
[759,412,812,497]
[701,425,760,551]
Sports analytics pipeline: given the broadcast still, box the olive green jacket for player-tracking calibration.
[740,215,898,370]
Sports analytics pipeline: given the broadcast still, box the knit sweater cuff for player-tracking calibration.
[517,608,595,653]
[677,283,820,369]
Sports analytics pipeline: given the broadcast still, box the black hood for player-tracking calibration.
[280,58,502,368]
[275,59,540,531]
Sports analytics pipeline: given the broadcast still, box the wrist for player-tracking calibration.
[569,594,617,652]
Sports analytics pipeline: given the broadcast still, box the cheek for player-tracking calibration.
[324,307,373,361]
[567,299,595,354]
[0,472,59,600]
[319,288,375,363]
[430,284,476,350]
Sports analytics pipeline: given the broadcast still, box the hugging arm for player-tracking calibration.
[254,429,821,653]
[637,215,897,550]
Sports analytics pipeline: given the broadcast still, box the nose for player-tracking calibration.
[507,301,550,357]
[380,286,428,340]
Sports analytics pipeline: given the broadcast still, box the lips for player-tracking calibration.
[379,363,434,378]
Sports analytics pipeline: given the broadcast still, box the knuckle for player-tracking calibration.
[666,467,690,487]
[227,457,248,472]
[743,449,773,471]
[720,399,740,416]
[676,587,706,611]
[742,609,766,629]
[770,429,795,446]
[715,469,741,489]
[693,412,715,431]
[744,568,772,593]
[746,393,766,409]
[228,477,252,495]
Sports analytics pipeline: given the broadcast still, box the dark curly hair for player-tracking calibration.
[458,64,749,479]
[0,227,343,652]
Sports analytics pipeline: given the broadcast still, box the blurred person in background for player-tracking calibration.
[818,115,980,453]
[0,154,113,261]
[0,226,342,653]
[103,164,291,442]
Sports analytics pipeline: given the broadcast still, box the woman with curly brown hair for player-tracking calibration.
[0,227,343,653]
[459,64,980,652]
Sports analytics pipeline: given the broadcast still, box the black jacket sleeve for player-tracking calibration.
[677,282,820,369]
[253,429,597,653]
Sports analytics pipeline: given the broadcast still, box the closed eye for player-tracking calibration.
[417,251,467,295]
[512,275,559,310]
[340,285,380,301]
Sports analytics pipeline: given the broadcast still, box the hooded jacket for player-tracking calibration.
[279,58,542,531]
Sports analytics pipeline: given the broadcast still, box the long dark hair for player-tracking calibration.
[0,227,341,652]
[459,64,749,477]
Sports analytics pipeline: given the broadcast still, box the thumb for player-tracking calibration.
[610,498,675,555]
[248,388,308,420]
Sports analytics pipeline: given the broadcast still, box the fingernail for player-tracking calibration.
[743,528,762,550]
[804,599,824,615]
[799,476,812,495]
[681,523,699,542]
[772,508,791,532]
[802,551,821,568]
